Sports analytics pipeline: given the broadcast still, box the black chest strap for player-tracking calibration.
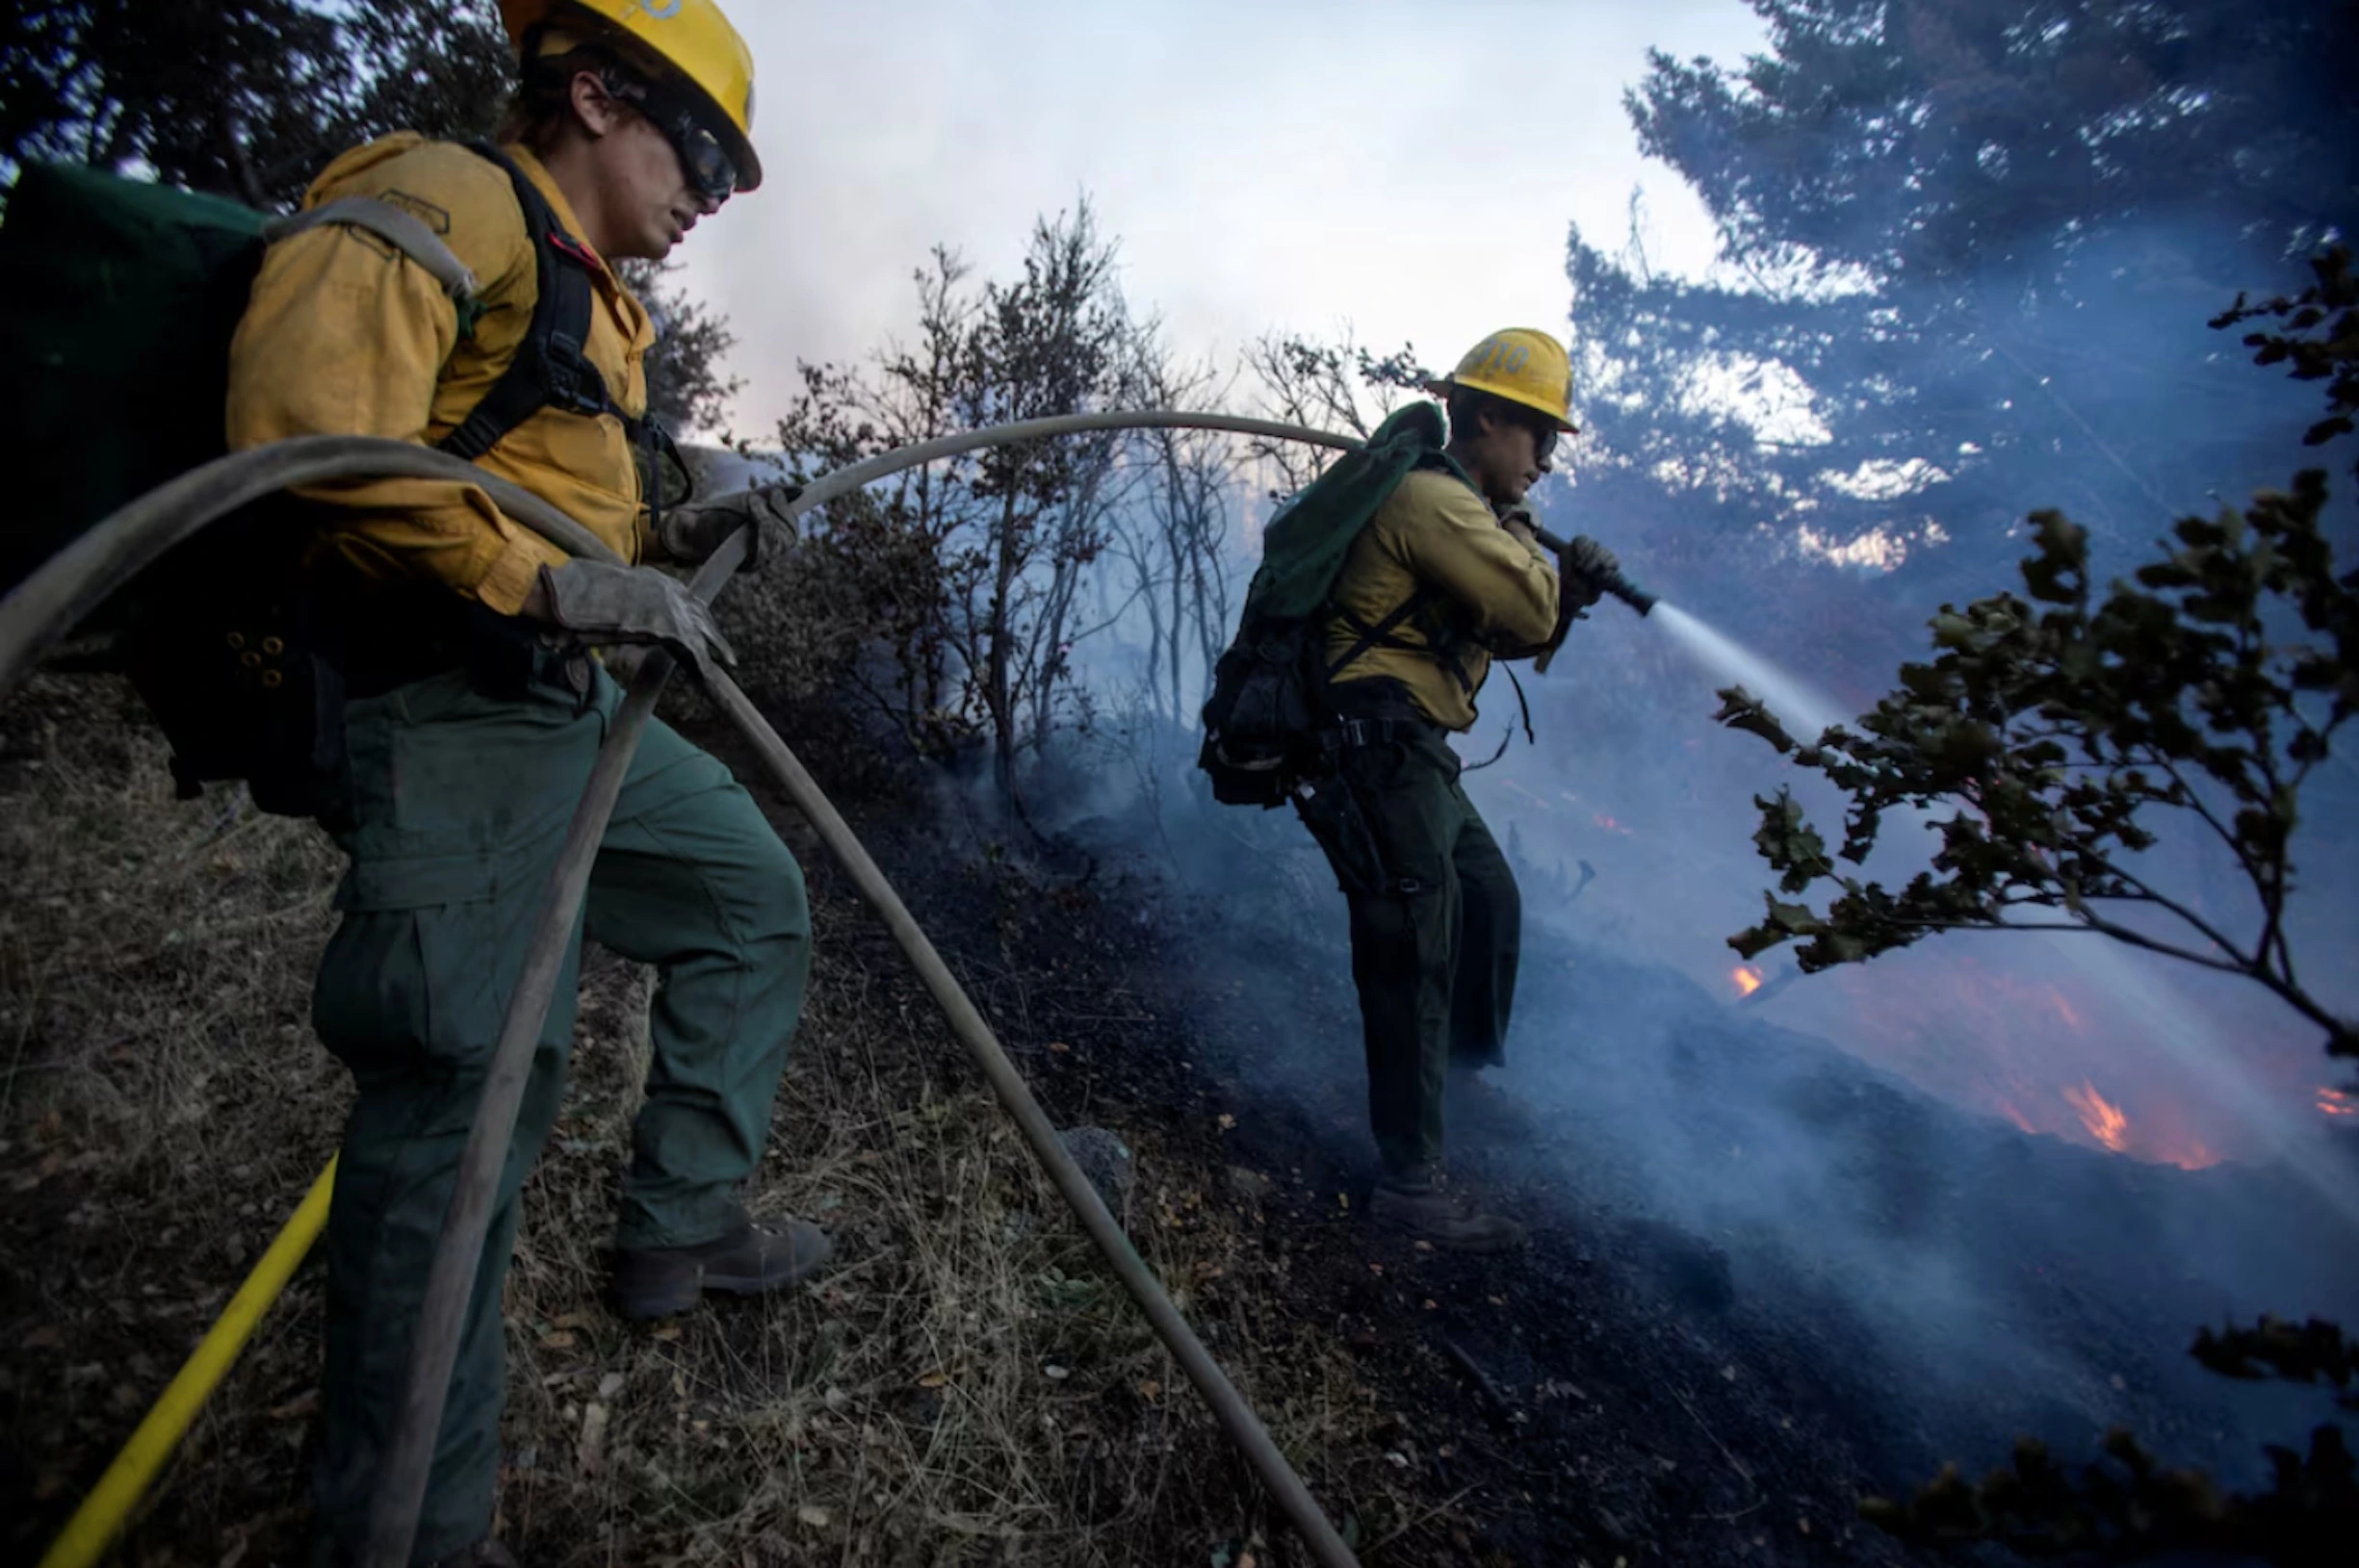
[437,141,642,463]
[1326,586,1477,695]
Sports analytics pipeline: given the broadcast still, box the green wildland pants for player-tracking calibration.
[309,653,810,1563]
[1295,716,1520,1176]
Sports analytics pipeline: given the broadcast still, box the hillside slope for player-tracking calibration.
[7,674,2345,1565]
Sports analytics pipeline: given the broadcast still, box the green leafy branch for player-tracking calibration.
[1714,476,2356,1055]
[2191,1316,2359,1411]
[1717,247,2359,1060]
[2211,245,2359,480]
[1715,442,2357,1058]
[1859,1424,2356,1566]
[1867,1313,2359,1564]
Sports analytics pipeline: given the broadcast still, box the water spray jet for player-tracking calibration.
[1634,601,2359,1227]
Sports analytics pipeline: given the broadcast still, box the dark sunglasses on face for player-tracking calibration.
[1518,413,1560,461]
[606,72,739,206]
[652,99,737,206]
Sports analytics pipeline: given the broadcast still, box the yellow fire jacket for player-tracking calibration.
[1320,468,1561,732]
[224,135,656,615]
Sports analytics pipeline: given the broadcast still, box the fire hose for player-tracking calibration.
[34,1159,339,1568]
[2,415,1389,1568]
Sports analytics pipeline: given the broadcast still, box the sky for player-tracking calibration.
[679,0,1771,438]
[661,0,2359,1183]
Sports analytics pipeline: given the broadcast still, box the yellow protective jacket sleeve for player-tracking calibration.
[1321,468,1560,732]
[224,135,656,615]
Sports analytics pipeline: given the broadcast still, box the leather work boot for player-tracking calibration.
[1369,1170,1528,1253]
[610,1218,834,1320]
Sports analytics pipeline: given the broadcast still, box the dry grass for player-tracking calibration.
[0,676,1426,1566]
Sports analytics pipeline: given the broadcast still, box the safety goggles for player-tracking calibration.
[651,96,739,206]
[609,72,739,206]
[1513,407,1564,462]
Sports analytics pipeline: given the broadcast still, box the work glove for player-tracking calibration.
[655,483,802,570]
[1557,534,1620,612]
[1496,501,1542,547]
[535,560,737,681]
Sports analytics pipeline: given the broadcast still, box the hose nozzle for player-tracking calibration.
[1531,526,1656,616]
[1602,573,1658,616]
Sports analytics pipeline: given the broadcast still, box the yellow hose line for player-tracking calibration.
[39,1157,339,1568]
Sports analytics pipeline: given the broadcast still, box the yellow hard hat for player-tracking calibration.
[500,0,762,193]
[1427,327,1579,433]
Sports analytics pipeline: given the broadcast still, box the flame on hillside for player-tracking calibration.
[1731,964,1764,998]
[1797,963,2242,1169]
[2061,1080,2131,1153]
[2042,998,2225,1169]
[2320,1087,2358,1118]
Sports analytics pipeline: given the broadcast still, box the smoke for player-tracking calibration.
[716,5,2359,1484]
[1644,601,2359,1225]
[1002,591,2346,1473]
[985,460,2359,1486]
[737,261,2356,1476]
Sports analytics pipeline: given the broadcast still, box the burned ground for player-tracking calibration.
[2,675,2348,1566]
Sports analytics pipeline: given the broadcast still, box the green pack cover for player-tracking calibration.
[0,162,269,606]
[1198,401,1463,806]
[1241,401,1455,620]
[0,152,604,818]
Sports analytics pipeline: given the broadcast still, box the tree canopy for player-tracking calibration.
[1,0,510,210]
[1,1,743,439]
[1567,0,2359,654]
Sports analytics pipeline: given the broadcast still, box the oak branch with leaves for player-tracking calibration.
[1711,250,2359,1065]
[1713,483,2355,1060]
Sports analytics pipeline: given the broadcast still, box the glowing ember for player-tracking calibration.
[1591,812,1631,835]
[1731,964,1764,998]
[2145,1135,2224,1171]
[2061,1080,2131,1153]
[2320,1087,2358,1118]
[1498,780,1553,811]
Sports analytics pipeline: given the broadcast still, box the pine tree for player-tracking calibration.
[1568,0,2358,644]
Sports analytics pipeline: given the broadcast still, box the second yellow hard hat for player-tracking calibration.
[1427,327,1580,433]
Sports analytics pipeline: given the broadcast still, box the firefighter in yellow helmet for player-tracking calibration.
[224,4,814,1562]
[1307,327,1620,1252]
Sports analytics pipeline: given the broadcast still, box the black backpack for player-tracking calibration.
[1198,402,1468,807]
[0,141,669,819]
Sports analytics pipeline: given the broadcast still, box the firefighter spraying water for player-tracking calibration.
[1199,326,1656,1251]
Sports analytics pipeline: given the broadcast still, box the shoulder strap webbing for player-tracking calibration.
[438,141,635,462]
[264,197,481,301]
[1306,439,1478,676]
[1324,588,1433,681]
[1363,452,1490,694]
[1324,578,1478,695]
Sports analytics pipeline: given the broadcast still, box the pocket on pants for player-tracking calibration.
[1293,769,1389,896]
[314,899,509,1077]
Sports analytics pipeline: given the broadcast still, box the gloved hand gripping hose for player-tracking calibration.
[1530,522,1657,615]
[0,420,1371,1568]
[535,556,739,677]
